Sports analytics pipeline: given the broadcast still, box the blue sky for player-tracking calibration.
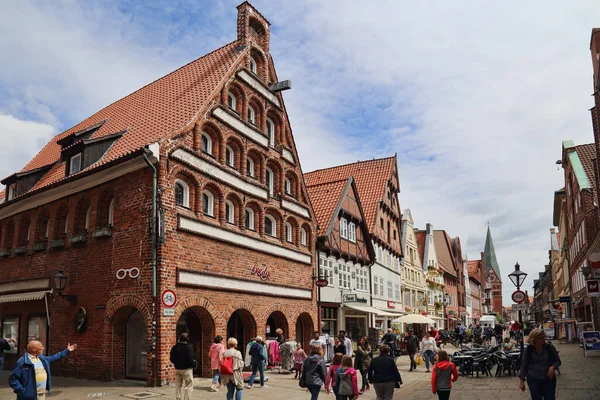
[1,0,600,304]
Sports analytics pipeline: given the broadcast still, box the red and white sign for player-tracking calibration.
[315,279,329,287]
[587,280,600,297]
[512,290,526,304]
[161,289,177,308]
[250,265,270,281]
[387,301,396,309]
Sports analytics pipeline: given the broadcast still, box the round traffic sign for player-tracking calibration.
[315,279,329,287]
[161,289,177,308]
[512,290,526,304]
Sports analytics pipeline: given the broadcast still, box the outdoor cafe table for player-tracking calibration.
[452,354,474,376]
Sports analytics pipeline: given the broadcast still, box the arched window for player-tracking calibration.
[108,198,115,227]
[266,118,275,146]
[245,208,255,230]
[3,220,14,249]
[225,200,235,224]
[265,215,276,237]
[226,145,235,167]
[285,222,293,243]
[73,200,91,235]
[284,177,292,195]
[266,167,274,196]
[300,227,308,246]
[174,180,190,208]
[227,92,236,111]
[248,105,256,125]
[36,211,50,243]
[202,191,214,217]
[97,192,115,229]
[250,57,258,74]
[85,207,91,231]
[246,158,255,178]
[17,216,31,247]
[202,132,212,155]
[340,218,348,239]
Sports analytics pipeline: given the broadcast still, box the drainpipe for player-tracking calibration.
[143,148,158,387]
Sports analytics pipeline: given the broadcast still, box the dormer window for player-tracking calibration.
[7,184,16,201]
[227,92,236,111]
[250,57,258,74]
[70,153,82,175]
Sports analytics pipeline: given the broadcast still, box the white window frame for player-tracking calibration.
[284,177,292,195]
[338,263,350,289]
[265,214,277,237]
[174,179,190,208]
[64,212,69,235]
[266,118,275,146]
[227,91,236,110]
[201,132,212,155]
[225,200,235,224]
[266,167,274,196]
[250,57,258,74]
[300,227,307,246]
[7,184,16,200]
[225,145,234,167]
[395,284,400,301]
[248,105,256,125]
[373,276,379,296]
[320,257,334,286]
[348,222,356,242]
[45,219,50,239]
[387,281,393,299]
[246,157,255,178]
[285,222,293,243]
[202,191,214,217]
[340,218,348,239]
[108,198,115,227]
[70,153,82,174]
[245,208,255,231]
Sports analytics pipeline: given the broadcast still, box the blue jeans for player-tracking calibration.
[226,381,243,400]
[249,363,264,387]
[423,350,435,370]
[0,357,3,376]
[527,377,556,400]
[307,384,321,400]
[212,369,221,385]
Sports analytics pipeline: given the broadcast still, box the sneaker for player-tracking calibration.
[426,369,430,372]
[260,385,268,388]
[247,385,253,389]
[210,387,219,392]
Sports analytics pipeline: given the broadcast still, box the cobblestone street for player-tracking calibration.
[1,342,599,400]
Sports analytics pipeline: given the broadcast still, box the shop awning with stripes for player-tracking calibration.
[0,290,52,303]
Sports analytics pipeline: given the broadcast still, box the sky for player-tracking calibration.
[1,0,599,305]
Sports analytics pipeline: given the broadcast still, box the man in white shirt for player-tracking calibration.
[339,330,353,357]
[309,331,326,354]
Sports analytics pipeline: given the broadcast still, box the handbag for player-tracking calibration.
[415,354,423,366]
[298,372,306,388]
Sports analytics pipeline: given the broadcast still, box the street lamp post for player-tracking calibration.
[508,262,528,355]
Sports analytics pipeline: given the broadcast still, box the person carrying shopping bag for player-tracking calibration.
[420,331,437,373]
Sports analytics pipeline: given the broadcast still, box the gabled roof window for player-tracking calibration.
[57,120,107,149]
[62,131,124,177]
[70,153,82,175]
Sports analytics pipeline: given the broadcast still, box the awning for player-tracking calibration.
[344,304,386,315]
[374,308,405,317]
[0,290,52,303]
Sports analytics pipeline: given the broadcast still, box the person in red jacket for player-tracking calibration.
[429,326,439,344]
[431,350,458,400]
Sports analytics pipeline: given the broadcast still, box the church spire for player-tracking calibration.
[483,225,502,282]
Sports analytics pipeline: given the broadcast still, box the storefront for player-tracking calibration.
[321,305,339,336]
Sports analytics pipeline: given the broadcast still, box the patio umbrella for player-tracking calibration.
[392,314,435,325]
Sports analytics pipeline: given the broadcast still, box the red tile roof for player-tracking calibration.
[10,40,245,194]
[467,260,481,282]
[574,143,597,197]
[305,179,348,236]
[433,230,457,277]
[304,157,397,232]
[415,230,426,267]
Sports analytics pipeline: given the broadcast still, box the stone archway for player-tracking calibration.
[227,309,256,354]
[175,306,216,377]
[266,310,289,339]
[295,312,314,351]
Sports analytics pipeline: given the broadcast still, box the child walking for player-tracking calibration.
[431,350,458,400]
[336,355,359,400]
[293,342,307,379]
[325,353,343,398]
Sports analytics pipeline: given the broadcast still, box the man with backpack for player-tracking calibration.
[170,333,196,400]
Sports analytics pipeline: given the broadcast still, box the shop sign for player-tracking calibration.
[250,265,270,281]
[315,278,329,287]
[582,331,600,353]
[356,297,368,303]
[543,322,555,340]
[387,301,396,309]
[587,280,600,297]
[593,269,600,279]
[559,296,571,303]
[265,325,271,334]
[343,294,357,303]
[161,289,177,308]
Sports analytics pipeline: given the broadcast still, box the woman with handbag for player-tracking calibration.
[301,345,327,400]
[420,331,437,372]
[518,328,561,400]
[221,337,245,400]
[367,344,402,400]
[354,336,371,393]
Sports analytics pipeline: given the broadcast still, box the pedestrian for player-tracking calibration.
[169,333,196,400]
[221,337,245,400]
[309,331,326,355]
[294,343,307,379]
[367,344,401,400]
[502,337,514,351]
[494,323,504,345]
[431,350,458,400]
[354,336,371,393]
[325,352,343,398]
[0,335,12,376]
[336,355,359,400]
[457,324,464,344]
[9,340,77,400]
[208,335,225,392]
[420,331,437,372]
[518,328,561,400]
[275,328,286,345]
[381,328,397,356]
[333,336,346,356]
[248,336,267,389]
[303,344,327,400]
[405,330,419,372]
[339,330,353,357]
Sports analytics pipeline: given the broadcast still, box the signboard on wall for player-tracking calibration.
[543,322,555,340]
[583,331,600,356]
[587,280,600,297]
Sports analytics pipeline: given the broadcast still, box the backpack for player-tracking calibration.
[338,370,354,396]
[220,356,234,375]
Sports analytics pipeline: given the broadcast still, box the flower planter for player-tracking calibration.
[50,239,66,249]
[32,242,47,252]
[13,247,27,255]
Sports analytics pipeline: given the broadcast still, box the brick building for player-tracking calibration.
[467,260,483,324]
[0,2,317,385]
[434,230,459,330]
[305,176,376,341]
[304,157,404,330]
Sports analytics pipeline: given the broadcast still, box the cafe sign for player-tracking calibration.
[251,265,270,281]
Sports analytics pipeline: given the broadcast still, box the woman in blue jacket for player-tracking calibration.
[9,340,77,400]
